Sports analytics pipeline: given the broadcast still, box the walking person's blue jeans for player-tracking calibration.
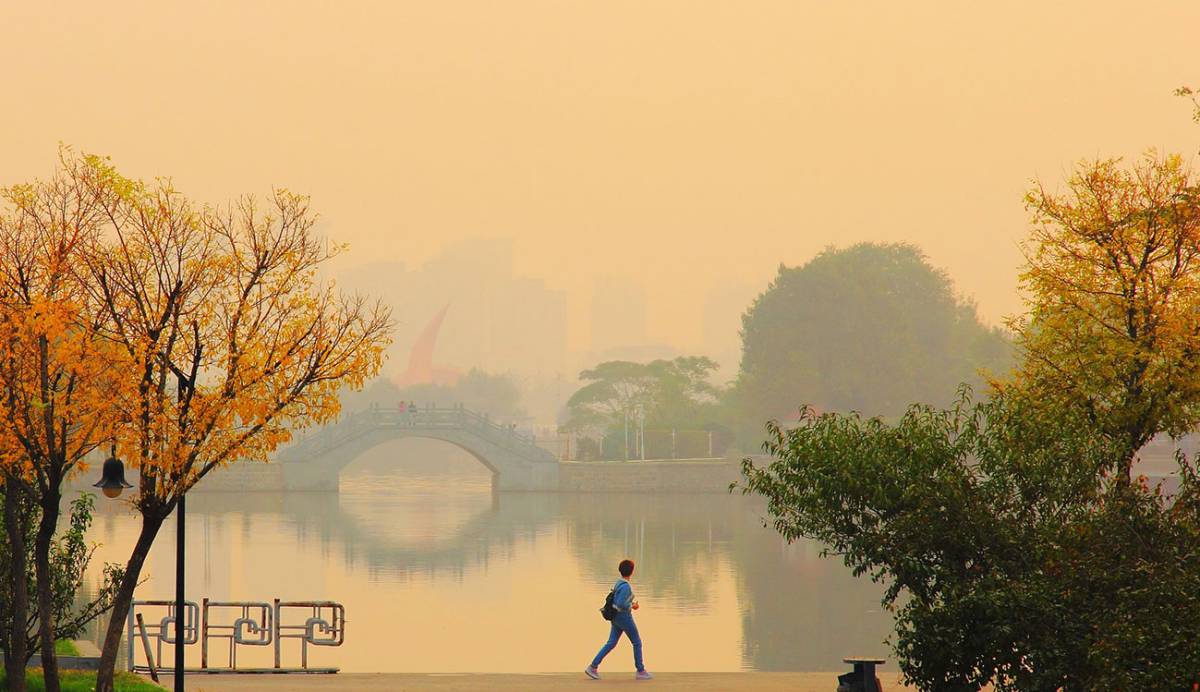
[591,611,644,672]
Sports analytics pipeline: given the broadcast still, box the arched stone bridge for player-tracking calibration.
[278,406,560,491]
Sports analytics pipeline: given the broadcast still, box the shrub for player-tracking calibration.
[738,389,1200,691]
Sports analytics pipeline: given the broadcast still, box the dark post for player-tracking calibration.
[175,494,185,692]
[839,657,884,692]
[135,613,159,683]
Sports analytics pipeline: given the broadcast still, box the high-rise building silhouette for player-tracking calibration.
[340,238,568,382]
[589,275,647,355]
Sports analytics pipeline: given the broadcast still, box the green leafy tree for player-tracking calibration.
[736,243,1011,426]
[738,389,1200,691]
[559,354,720,458]
[737,143,1200,690]
[0,490,123,673]
[562,360,656,437]
[562,357,724,452]
[645,356,723,429]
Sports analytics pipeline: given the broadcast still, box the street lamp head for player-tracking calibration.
[94,456,133,499]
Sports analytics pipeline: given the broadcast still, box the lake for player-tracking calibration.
[80,439,892,673]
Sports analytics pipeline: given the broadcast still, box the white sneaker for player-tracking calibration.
[636,671,654,680]
[585,666,601,680]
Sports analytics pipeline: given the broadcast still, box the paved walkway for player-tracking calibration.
[175,672,909,691]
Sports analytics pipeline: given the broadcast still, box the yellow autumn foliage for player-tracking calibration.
[2,148,392,692]
[1014,151,1200,475]
[0,149,392,509]
[0,149,124,486]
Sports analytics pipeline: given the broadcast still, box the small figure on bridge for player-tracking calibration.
[586,559,652,681]
[406,401,417,424]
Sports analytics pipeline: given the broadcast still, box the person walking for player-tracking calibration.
[586,559,652,680]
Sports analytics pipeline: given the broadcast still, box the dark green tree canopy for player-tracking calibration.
[736,243,1010,422]
[738,389,1200,691]
[562,356,722,434]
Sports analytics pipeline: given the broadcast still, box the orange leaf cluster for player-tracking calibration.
[0,149,392,513]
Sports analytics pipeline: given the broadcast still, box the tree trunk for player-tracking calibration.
[94,512,165,692]
[2,650,18,692]
[3,477,28,692]
[33,485,61,692]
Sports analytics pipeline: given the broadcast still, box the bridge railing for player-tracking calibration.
[282,405,546,460]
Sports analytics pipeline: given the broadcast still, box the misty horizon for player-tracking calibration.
[6,2,1199,377]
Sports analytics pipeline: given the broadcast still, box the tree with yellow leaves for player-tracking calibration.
[1013,151,1200,479]
[26,155,394,692]
[738,148,1200,691]
[0,152,126,692]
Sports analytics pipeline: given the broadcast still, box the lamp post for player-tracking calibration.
[94,456,187,692]
[635,405,645,461]
[623,409,629,461]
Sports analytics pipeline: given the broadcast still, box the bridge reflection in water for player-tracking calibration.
[86,452,893,673]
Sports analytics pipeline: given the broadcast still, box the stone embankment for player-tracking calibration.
[189,457,753,493]
[557,459,744,492]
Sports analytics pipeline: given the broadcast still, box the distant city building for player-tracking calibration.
[702,279,760,377]
[590,275,647,354]
[339,238,569,382]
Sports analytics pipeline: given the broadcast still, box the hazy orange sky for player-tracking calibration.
[3,1,1199,356]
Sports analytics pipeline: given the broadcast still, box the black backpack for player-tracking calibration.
[600,589,618,621]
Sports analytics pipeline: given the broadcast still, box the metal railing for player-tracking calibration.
[126,600,199,675]
[128,597,345,674]
[201,600,272,670]
[561,428,723,461]
[274,600,345,670]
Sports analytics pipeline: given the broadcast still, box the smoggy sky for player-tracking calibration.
[2,2,1199,357]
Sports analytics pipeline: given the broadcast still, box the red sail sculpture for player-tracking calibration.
[395,304,462,387]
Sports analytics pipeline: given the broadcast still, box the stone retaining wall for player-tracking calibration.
[193,462,285,492]
[556,459,743,493]
[190,458,747,493]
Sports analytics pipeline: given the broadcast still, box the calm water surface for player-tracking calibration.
[81,444,891,673]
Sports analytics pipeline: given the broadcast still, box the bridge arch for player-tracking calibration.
[278,406,560,491]
[316,428,503,478]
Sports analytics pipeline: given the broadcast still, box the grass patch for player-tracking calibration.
[54,639,81,657]
[0,670,162,691]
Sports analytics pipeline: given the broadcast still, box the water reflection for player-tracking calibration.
[81,453,892,672]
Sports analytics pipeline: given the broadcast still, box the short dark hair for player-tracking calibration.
[619,559,635,577]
